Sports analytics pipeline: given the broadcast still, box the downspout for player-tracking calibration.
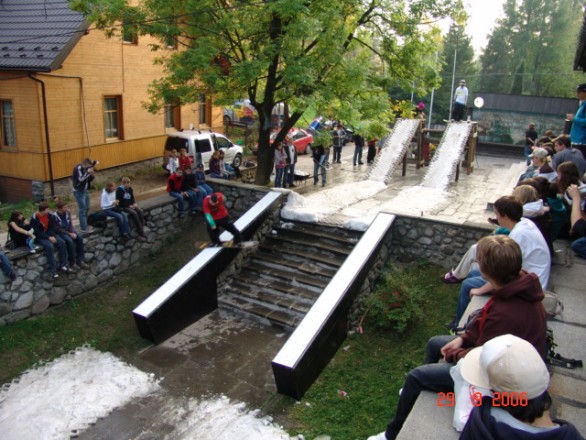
[28,73,55,197]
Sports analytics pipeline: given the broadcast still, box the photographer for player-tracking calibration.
[72,158,97,233]
[568,184,586,259]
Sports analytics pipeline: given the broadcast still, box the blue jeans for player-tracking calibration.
[73,189,90,230]
[0,251,14,278]
[524,145,532,165]
[274,167,285,187]
[333,146,342,162]
[572,236,586,258]
[353,146,363,165]
[198,184,213,196]
[385,335,456,439]
[210,172,229,180]
[37,236,67,273]
[169,191,185,214]
[104,209,130,236]
[313,157,326,185]
[57,232,85,265]
[455,270,487,325]
[184,190,202,211]
[286,163,296,186]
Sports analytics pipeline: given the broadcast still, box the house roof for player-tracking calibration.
[0,0,88,72]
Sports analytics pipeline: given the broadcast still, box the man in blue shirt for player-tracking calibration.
[568,83,586,159]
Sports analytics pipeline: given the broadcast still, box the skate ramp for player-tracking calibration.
[420,122,473,189]
[364,118,421,184]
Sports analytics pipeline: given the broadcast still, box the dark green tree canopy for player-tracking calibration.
[73,0,464,184]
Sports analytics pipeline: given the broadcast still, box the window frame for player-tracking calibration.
[122,20,139,45]
[103,95,124,141]
[0,99,17,148]
[164,101,181,130]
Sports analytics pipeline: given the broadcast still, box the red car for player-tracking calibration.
[253,128,314,155]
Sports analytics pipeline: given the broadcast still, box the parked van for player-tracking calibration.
[163,130,243,172]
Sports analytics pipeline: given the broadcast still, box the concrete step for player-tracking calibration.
[234,273,321,299]
[265,235,352,259]
[396,391,458,440]
[240,265,329,290]
[258,241,346,267]
[249,251,338,278]
[218,293,301,331]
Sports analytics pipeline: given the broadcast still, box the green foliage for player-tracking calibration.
[364,265,426,333]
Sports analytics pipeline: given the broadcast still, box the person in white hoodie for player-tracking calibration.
[513,185,553,255]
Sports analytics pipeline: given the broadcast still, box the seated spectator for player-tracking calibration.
[567,184,586,259]
[166,149,179,174]
[182,167,203,213]
[178,147,193,171]
[449,196,550,328]
[0,246,16,282]
[367,235,547,440]
[209,151,229,179]
[552,135,586,178]
[219,150,237,178]
[100,181,131,241]
[30,201,69,278]
[552,161,583,238]
[194,163,213,196]
[531,148,557,182]
[53,201,89,269]
[460,334,584,439]
[116,177,146,238]
[7,210,36,253]
[513,185,553,255]
[166,168,189,217]
[202,192,242,246]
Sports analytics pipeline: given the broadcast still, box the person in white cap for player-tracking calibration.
[453,80,469,121]
[460,334,584,439]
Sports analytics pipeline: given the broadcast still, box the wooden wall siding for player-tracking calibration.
[0,176,32,203]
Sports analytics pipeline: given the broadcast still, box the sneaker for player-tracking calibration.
[81,226,94,234]
[59,266,70,273]
[367,432,387,440]
[29,248,36,254]
[440,270,462,284]
[51,272,59,279]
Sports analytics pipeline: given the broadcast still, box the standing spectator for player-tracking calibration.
[524,123,538,165]
[166,168,188,217]
[116,177,146,238]
[552,135,586,178]
[568,184,586,259]
[30,201,69,278]
[0,245,16,282]
[331,123,346,164]
[353,132,365,166]
[367,138,379,164]
[194,163,213,196]
[72,158,96,233]
[312,142,327,187]
[202,192,242,246]
[100,181,131,241]
[567,83,586,158]
[274,142,287,188]
[284,137,298,188]
[452,79,468,121]
[166,149,179,174]
[53,201,89,269]
[367,235,547,440]
[178,147,193,171]
[182,167,203,212]
[7,210,36,253]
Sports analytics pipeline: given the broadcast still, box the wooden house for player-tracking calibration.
[0,0,223,202]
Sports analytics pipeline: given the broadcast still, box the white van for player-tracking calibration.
[163,130,243,172]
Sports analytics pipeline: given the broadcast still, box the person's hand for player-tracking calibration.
[49,236,57,244]
[441,336,463,357]
[568,184,582,201]
[567,113,575,121]
[28,231,34,237]
[69,232,77,239]
[470,288,482,297]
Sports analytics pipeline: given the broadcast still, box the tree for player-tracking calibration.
[479,0,583,97]
[73,0,464,184]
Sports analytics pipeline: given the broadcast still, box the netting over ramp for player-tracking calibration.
[364,118,421,184]
[421,122,473,189]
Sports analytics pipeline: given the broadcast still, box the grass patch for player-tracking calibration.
[286,262,458,439]
[0,225,208,385]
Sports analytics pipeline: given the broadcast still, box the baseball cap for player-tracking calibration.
[577,83,586,93]
[461,334,549,399]
[529,147,549,159]
[196,163,204,168]
[460,80,466,84]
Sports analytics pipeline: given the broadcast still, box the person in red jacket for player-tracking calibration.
[202,192,242,246]
[368,235,547,440]
[166,168,187,217]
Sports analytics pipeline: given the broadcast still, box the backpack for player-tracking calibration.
[87,211,108,228]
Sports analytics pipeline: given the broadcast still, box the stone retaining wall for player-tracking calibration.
[0,180,274,325]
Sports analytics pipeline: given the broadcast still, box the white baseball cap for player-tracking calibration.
[461,334,549,399]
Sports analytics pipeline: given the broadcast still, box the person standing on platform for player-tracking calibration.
[568,83,586,158]
[72,158,96,234]
[452,79,468,122]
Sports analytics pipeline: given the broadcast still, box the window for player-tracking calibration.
[122,20,138,44]
[164,101,181,129]
[198,94,208,125]
[103,96,123,140]
[0,100,16,147]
